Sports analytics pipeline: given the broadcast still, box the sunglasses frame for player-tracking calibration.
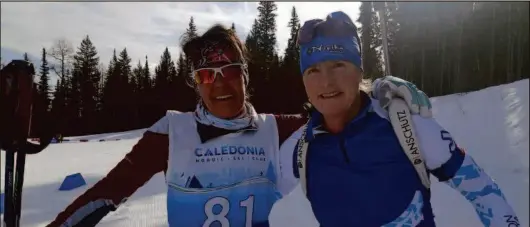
[192,63,248,84]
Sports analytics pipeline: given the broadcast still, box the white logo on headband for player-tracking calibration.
[306,44,345,55]
[196,40,233,68]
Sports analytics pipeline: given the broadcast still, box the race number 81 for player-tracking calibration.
[203,195,255,227]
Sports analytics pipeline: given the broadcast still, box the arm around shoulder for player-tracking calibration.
[274,114,307,146]
[276,125,305,196]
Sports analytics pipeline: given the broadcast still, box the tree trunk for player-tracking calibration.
[488,5,496,88]
[507,3,512,82]
[455,12,464,93]
[516,7,522,79]
[440,34,446,92]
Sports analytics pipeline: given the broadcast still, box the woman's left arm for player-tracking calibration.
[413,116,520,227]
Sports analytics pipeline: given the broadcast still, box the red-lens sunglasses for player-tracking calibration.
[193,63,247,84]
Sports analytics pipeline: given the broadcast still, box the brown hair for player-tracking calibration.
[180,24,249,70]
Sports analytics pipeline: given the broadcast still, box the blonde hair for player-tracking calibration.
[357,66,372,93]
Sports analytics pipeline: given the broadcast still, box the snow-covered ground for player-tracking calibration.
[1,79,528,227]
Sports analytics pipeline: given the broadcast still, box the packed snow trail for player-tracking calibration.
[1,79,528,227]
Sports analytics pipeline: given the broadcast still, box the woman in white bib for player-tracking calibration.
[47,24,432,227]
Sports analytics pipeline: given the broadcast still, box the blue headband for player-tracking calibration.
[299,36,362,75]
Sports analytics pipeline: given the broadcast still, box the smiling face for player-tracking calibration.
[194,44,246,119]
[302,60,362,116]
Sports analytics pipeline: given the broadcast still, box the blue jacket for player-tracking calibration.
[293,92,518,227]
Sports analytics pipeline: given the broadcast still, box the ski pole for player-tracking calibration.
[1,60,36,227]
[1,60,53,227]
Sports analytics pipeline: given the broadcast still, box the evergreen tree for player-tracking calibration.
[118,48,132,84]
[101,49,123,132]
[256,1,278,69]
[38,47,51,111]
[283,6,301,68]
[186,16,198,40]
[139,55,156,126]
[132,60,143,94]
[95,63,106,114]
[23,52,29,62]
[118,48,136,129]
[154,47,176,113]
[245,19,265,111]
[107,49,118,82]
[51,79,65,117]
[72,35,101,134]
[50,71,69,135]
[154,47,175,90]
[231,22,236,32]
[183,17,199,83]
[277,6,306,113]
[38,2,528,135]
[383,2,529,96]
[172,52,196,112]
[251,1,279,112]
[130,59,143,127]
[358,2,383,79]
[176,53,187,81]
[245,19,260,59]
[142,55,152,91]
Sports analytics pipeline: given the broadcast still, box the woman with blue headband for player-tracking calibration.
[289,11,519,227]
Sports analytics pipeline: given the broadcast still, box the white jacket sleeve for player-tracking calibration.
[413,116,520,227]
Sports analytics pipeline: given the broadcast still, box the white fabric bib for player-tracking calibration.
[163,111,281,227]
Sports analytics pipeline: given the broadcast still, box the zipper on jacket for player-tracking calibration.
[339,137,350,163]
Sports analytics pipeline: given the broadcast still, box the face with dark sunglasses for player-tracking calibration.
[193,46,247,119]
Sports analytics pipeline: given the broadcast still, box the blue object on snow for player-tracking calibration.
[0,193,4,214]
[59,173,87,191]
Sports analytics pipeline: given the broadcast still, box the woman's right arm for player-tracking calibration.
[413,116,519,227]
[46,116,170,227]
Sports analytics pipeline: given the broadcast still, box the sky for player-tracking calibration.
[1,2,360,85]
